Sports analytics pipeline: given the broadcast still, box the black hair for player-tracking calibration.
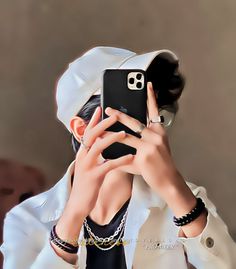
[71,54,186,154]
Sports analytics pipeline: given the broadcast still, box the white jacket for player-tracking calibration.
[1,159,236,269]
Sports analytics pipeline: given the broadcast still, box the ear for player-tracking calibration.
[69,116,87,142]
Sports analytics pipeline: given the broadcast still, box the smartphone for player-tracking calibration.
[101,69,147,160]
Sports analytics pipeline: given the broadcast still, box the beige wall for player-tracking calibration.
[0,1,236,239]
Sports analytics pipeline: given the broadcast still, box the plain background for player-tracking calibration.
[0,0,236,240]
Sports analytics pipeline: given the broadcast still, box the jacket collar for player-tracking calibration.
[39,159,166,223]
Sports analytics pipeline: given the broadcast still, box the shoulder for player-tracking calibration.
[4,186,54,228]
[0,171,72,256]
[4,174,68,228]
[4,160,75,226]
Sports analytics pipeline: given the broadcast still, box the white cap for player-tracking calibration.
[55,46,179,133]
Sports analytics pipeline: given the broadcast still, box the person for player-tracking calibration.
[1,46,236,269]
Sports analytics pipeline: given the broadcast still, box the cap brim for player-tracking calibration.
[119,49,179,70]
[92,49,179,96]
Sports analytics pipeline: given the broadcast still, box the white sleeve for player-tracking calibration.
[176,184,236,269]
[0,211,79,269]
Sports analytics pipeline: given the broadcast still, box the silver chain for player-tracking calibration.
[83,208,128,244]
[87,224,126,251]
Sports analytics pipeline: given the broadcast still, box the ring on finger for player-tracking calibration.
[149,115,165,125]
[81,136,91,151]
[135,122,146,136]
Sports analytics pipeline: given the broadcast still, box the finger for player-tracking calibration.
[85,130,127,165]
[77,115,119,160]
[82,114,118,147]
[147,82,166,134]
[118,132,144,148]
[86,106,101,130]
[105,106,152,138]
[100,153,134,175]
[76,106,101,158]
[100,130,145,149]
[147,81,159,120]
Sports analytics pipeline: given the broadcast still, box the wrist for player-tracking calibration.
[155,170,209,238]
[179,207,208,238]
[161,179,197,218]
[56,203,86,245]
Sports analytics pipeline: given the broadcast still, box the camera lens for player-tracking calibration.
[129,77,134,84]
[136,73,142,80]
[136,82,142,88]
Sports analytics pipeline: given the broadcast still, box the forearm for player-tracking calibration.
[51,200,87,265]
[158,170,208,238]
[151,169,236,268]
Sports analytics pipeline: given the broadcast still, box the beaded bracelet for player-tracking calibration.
[50,224,79,254]
[173,197,206,226]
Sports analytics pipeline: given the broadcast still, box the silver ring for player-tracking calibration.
[149,115,165,125]
[135,122,146,135]
[81,136,91,151]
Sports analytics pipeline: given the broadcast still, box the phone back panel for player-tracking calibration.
[101,69,147,159]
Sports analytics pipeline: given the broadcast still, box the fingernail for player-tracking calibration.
[105,107,111,114]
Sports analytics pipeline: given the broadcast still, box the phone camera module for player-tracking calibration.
[127,71,144,90]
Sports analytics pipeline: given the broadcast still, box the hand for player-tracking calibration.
[104,81,179,193]
[105,82,208,238]
[68,106,134,218]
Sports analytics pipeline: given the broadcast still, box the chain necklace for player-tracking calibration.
[83,207,128,251]
[88,224,126,251]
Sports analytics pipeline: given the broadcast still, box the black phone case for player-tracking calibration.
[101,69,147,160]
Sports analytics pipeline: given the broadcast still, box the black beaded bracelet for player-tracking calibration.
[50,224,78,254]
[173,197,206,226]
